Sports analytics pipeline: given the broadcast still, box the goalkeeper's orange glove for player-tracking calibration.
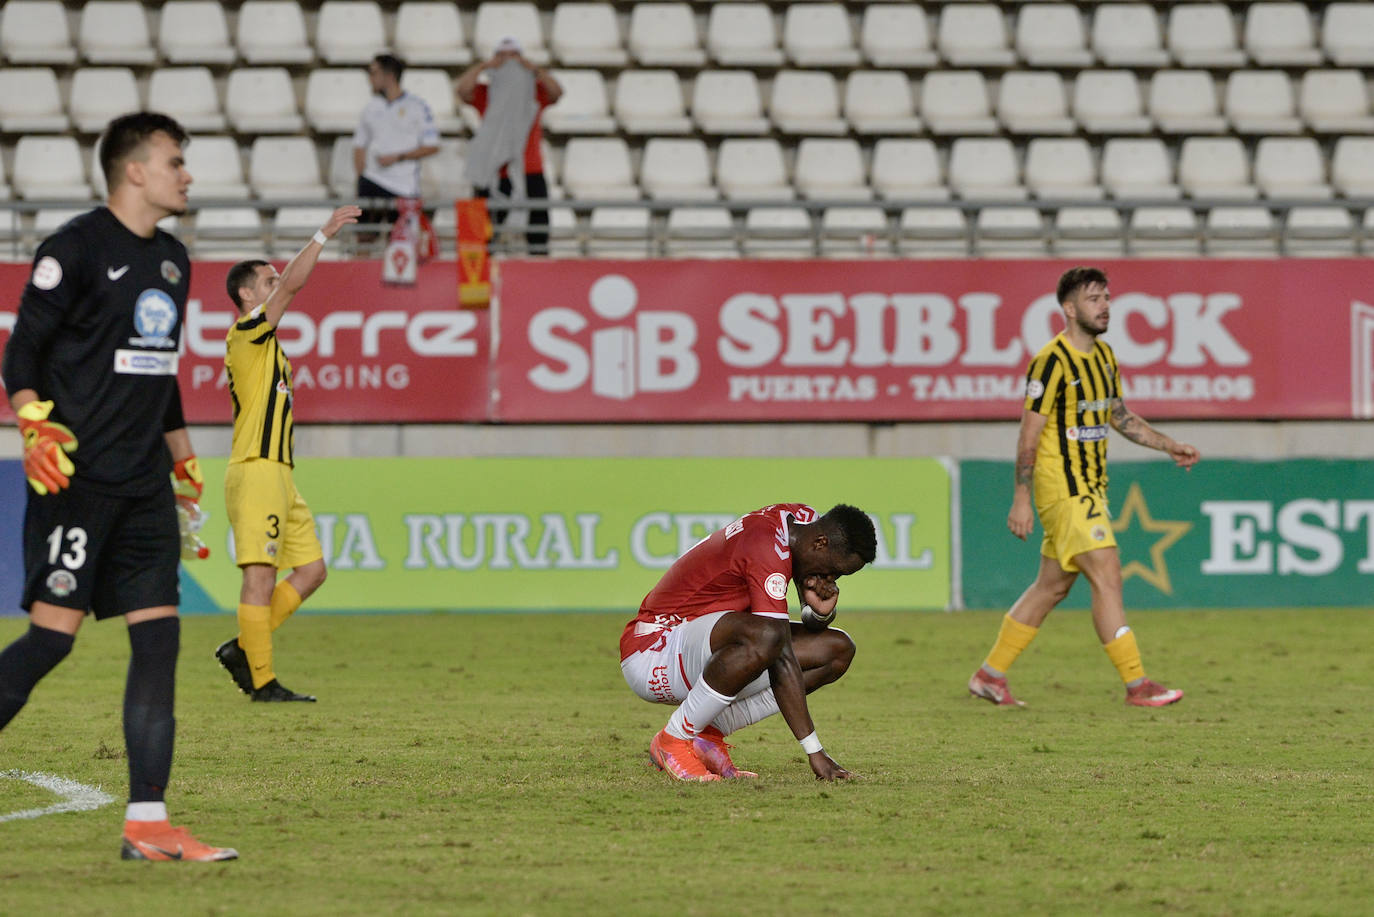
[171,455,204,500]
[17,400,77,496]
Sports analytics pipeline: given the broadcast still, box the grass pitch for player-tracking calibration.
[1,607,1372,916]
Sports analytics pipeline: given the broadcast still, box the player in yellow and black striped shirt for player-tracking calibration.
[968,267,1201,709]
[213,205,360,703]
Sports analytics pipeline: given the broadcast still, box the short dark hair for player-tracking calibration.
[226,259,270,310]
[372,53,404,80]
[1057,266,1109,306]
[99,112,189,191]
[822,504,877,566]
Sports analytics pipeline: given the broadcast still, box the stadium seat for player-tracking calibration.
[707,3,784,67]
[184,136,251,199]
[1072,71,1151,135]
[871,139,948,201]
[1167,4,1246,68]
[419,137,469,201]
[69,67,140,134]
[1015,4,1093,68]
[742,207,813,258]
[561,137,638,200]
[1101,138,1180,199]
[546,206,581,257]
[272,205,342,258]
[76,1,155,65]
[1205,206,1277,257]
[327,136,357,198]
[249,137,329,199]
[551,3,628,67]
[1225,71,1302,135]
[782,3,860,67]
[304,69,373,134]
[1321,4,1374,67]
[898,207,969,258]
[627,3,705,67]
[948,138,1026,200]
[1283,207,1356,257]
[1150,71,1227,135]
[0,1,76,65]
[820,207,889,258]
[400,69,465,134]
[236,1,313,64]
[1178,137,1257,199]
[614,71,692,135]
[12,136,91,200]
[1300,71,1374,135]
[1052,207,1125,258]
[844,72,921,136]
[692,71,770,135]
[665,207,737,258]
[1333,137,1374,196]
[975,207,1048,257]
[158,1,235,65]
[587,207,652,259]
[542,70,617,134]
[393,2,472,67]
[33,207,91,238]
[937,4,1015,68]
[192,207,267,259]
[996,72,1075,135]
[640,138,716,200]
[1025,138,1102,200]
[921,71,998,135]
[0,68,69,133]
[473,2,549,65]
[0,155,12,201]
[794,138,870,201]
[1091,4,1168,68]
[770,71,847,136]
[717,139,793,201]
[859,5,937,68]
[1243,2,1321,67]
[315,1,387,66]
[1254,137,1332,200]
[1129,206,1202,257]
[225,68,305,134]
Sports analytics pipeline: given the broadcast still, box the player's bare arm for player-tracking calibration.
[263,205,362,327]
[768,635,852,781]
[1009,409,1048,540]
[1109,398,1201,469]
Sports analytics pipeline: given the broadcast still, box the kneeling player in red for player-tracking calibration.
[620,504,876,782]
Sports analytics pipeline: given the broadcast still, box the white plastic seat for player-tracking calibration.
[1167,4,1246,68]
[272,205,341,258]
[419,137,469,201]
[1283,207,1356,257]
[1072,71,1150,135]
[948,138,1025,200]
[692,71,770,135]
[0,68,69,132]
[1178,137,1257,199]
[1091,5,1168,68]
[13,136,91,200]
[997,72,1075,135]
[614,71,691,135]
[976,207,1047,257]
[69,68,140,134]
[473,2,550,65]
[1025,138,1101,200]
[770,71,847,135]
[236,1,312,64]
[665,207,737,259]
[859,5,937,68]
[184,136,250,199]
[1016,4,1092,68]
[794,139,870,201]
[327,136,357,198]
[249,137,329,199]
[898,207,969,258]
[641,138,716,200]
[1130,206,1201,256]
[543,70,617,134]
[1333,138,1374,196]
[743,207,813,258]
[820,207,889,257]
[226,68,305,133]
[717,139,793,201]
[1254,137,1332,200]
[845,72,921,136]
[158,1,235,65]
[1205,206,1277,257]
[33,207,90,237]
[937,4,1015,67]
[1225,71,1302,135]
[193,207,266,259]
[587,207,651,259]
[315,1,386,66]
[394,2,472,66]
[1101,138,1179,199]
[783,3,860,67]
[921,71,998,135]
[551,2,627,67]
[627,3,705,67]
[1322,4,1374,67]
[1052,207,1124,257]
[1300,71,1374,135]
[304,69,373,133]
[77,1,155,64]
[545,206,580,257]
[872,139,947,201]
[562,137,638,200]
[0,1,76,64]
[1244,3,1321,67]
[707,3,783,67]
[400,69,464,134]
[0,156,13,202]
[1150,71,1226,135]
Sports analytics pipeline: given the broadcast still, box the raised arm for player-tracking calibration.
[455,59,489,104]
[1109,398,1201,469]
[262,205,361,328]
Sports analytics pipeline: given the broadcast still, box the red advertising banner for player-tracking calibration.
[494,259,1374,422]
[0,261,490,423]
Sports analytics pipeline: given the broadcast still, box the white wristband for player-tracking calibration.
[799,731,823,755]
[312,230,328,246]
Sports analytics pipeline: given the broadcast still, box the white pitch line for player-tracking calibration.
[0,770,116,823]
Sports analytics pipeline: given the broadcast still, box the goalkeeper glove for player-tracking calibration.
[171,455,204,500]
[17,400,77,496]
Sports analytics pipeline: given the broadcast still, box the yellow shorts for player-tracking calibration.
[1038,491,1116,573]
[224,459,323,569]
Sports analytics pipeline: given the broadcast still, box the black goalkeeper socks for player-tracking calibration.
[0,624,75,730]
[124,617,179,803]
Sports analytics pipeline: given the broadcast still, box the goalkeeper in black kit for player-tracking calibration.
[0,112,236,862]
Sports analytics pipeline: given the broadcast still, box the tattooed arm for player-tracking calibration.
[1008,409,1049,540]
[1109,398,1201,469]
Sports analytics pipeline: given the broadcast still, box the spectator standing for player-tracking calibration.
[353,53,440,234]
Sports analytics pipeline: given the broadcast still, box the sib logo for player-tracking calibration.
[132,289,178,346]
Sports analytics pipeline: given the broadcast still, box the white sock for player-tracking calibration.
[125,801,167,822]
[665,679,735,740]
[711,688,780,736]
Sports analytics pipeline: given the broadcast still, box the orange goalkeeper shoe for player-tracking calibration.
[121,821,238,862]
[649,730,720,782]
[692,726,758,779]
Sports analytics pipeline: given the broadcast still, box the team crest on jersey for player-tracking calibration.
[161,260,182,284]
[764,572,788,600]
[1026,379,1045,399]
[46,570,76,597]
[130,289,178,347]
[265,542,279,558]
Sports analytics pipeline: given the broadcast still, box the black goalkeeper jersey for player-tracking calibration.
[2,207,191,496]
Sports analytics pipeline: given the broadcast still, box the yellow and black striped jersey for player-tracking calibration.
[225,303,294,466]
[1023,332,1121,505]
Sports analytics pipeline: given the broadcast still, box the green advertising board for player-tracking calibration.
[183,458,952,613]
[960,459,1374,609]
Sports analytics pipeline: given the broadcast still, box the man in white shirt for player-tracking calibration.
[352,53,440,233]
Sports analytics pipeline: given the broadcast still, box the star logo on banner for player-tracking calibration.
[1111,481,1192,595]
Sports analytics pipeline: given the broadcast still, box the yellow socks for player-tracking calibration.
[984,613,1039,674]
[1104,628,1145,684]
[236,603,273,689]
[269,580,302,632]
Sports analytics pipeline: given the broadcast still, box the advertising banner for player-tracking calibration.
[960,459,1374,610]
[494,259,1374,422]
